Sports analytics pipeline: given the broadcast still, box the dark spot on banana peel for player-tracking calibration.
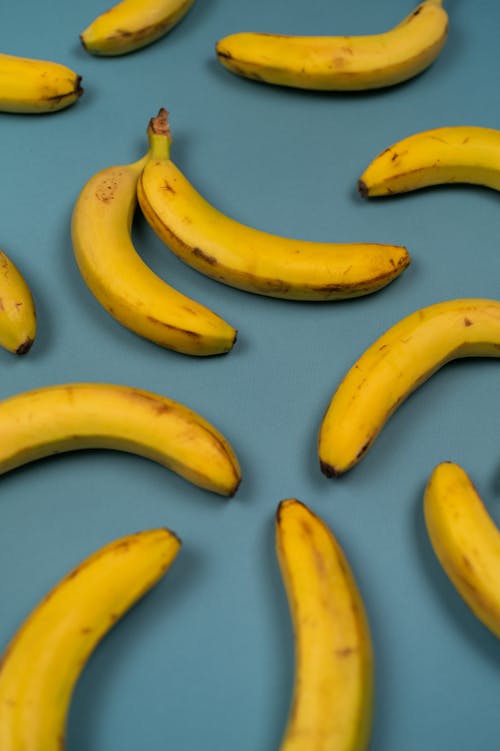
[192,247,217,265]
[125,389,172,414]
[462,554,474,571]
[81,626,93,634]
[163,180,176,194]
[217,49,233,61]
[16,338,33,355]
[464,317,473,326]
[336,646,355,657]
[391,152,399,161]
[413,6,422,15]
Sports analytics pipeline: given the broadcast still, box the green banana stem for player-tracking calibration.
[147,108,172,160]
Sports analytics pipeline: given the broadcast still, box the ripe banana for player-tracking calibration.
[358,126,500,196]
[0,249,36,354]
[319,299,500,477]
[137,109,410,301]
[0,382,241,496]
[71,154,237,356]
[424,462,500,638]
[276,499,373,751]
[81,0,195,56]
[0,53,82,113]
[0,528,181,750]
[216,0,448,91]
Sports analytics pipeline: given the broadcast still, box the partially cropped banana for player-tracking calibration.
[276,499,373,751]
[81,0,195,56]
[424,462,500,638]
[216,0,448,91]
[0,249,36,354]
[72,153,236,356]
[359,126,500,196]
[0,53,82,113]
[0,382,241,496]
[137,109,410,301]
[319,299,500,477]
[0,528,181,750]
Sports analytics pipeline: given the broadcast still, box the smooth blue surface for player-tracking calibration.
[0,1,499,749]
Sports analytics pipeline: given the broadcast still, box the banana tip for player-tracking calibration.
[358,179,368,198]
[15,337,34,355]
[319,460,340,478]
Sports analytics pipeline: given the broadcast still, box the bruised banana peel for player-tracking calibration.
[358,126,500,196]
[0,53,82,113]
[276,499,373,751]
[71,153,237,356]
[319,299,500,477]
[81,0,195,56]
[0,383,241,496]
[0,528,181,750]
[136,109,410,301]
[216,0,448,91]
[424,462,500,638]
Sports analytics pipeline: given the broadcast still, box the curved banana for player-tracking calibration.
[0,53,82,113]
[358,126,500,196]
[81,0,195,56]
[276,499,373,751]
[71,154,237,356]
[0,528,181,750]
[0,249,36,354]
[137,109,410,301]
[216,0,448,91]
[424,462,500,638]
[319,299,500,477]
[0,382,241,496]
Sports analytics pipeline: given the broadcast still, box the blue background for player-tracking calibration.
[0,0,499,748]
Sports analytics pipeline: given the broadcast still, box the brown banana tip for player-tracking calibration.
[15,337,34,355]
[228,475,242,498]
[358,179,368,198]
[149,108,171,138]
[75,75,84,98]
[320,460,340,478]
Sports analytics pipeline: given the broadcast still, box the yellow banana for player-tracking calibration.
[359,126,500,196]
[276,499,373,751]
[319,299,500,477]
[0,527,181,750]
[0,382,241,495]
[424,462,500,638]
[216,0,448,91]
[71,154,237,356]
[137,109,410,301]
[81,0,195,56]
[0,249,36,354]
[0,53,82,113]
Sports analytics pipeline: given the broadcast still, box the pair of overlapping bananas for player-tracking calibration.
[0,499,374,751]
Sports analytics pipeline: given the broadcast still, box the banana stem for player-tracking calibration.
[147,108,172,160]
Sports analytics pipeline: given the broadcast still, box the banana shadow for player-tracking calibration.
[66,543,204,750]
[254,509,294,751]
[412,479,500,666]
